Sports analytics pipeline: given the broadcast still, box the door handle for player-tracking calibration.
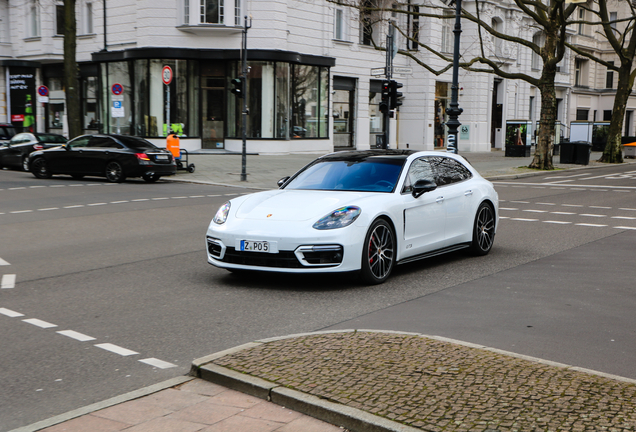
[436,196,445,203]
[465,190,473,196]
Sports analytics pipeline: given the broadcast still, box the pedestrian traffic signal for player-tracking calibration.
[380,80,391,115]
[231,77,244,98]
[389,80,403,109]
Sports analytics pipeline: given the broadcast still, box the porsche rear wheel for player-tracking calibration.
[360,219,395,285]
[470,202,495,256]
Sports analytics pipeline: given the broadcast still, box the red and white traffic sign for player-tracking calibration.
[38,86,49,97]
[111,83,124,95]
[162,66,173,85]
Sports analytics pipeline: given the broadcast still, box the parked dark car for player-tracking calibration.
[28,134,177,183]
[0,132,67,171]
[0,124,17,142]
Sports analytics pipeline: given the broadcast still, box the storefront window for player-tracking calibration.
[275,63,289,139]
[101,61,132,135]
[82,76,100,131]
[319,68,329,138]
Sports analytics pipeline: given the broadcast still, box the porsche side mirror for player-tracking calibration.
[412,179,437,198]
[277,176,290,188]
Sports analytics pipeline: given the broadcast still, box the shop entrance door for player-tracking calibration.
[202,77,225,149]
[333,77,356,149]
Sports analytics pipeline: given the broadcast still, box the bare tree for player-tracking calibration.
[64,0,81,139]
[566,0,636,164]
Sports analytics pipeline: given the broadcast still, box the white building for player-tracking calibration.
[1,0,633,153]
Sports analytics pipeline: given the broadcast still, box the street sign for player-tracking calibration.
[111,100,125,118]
[162,66,173,85]
[371,67,386,77]
[111,83,124,95]
[37,85,49,103]
[393,67,413,75]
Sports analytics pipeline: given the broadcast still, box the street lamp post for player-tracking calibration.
[240,15,251,182]
[445,0,463,154]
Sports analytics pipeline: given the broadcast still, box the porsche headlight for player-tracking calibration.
[213,201,231,224]
[313,206,361,230]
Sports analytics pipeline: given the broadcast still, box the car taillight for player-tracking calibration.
[33,144,43,150]
[136,153,150,161]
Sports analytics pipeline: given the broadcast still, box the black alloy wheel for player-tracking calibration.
[105,161,125,183]
[142,173,161,183]
[31,158,52,179]
[360,219,395,285]
[470,202,496,256]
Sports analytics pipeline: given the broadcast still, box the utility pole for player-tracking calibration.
[383,23,395,149]
[445,0,463,154]
[240,16,252,182]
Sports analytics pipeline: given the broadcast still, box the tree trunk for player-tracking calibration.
[600,62,632,164]
[64,0,81,139]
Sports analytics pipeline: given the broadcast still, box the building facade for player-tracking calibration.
[1,0,634,154]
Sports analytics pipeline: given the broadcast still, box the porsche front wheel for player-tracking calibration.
[360,219,395,285]
[470,202,495,256]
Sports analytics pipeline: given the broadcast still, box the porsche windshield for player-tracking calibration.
[284,158,405,192]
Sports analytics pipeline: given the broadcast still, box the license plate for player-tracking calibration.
[155,154,169,160]
[240,240,270,252]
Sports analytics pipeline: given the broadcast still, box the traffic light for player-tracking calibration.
[380,80,390,114]
[231,77,244,98]
[389,80,403,109]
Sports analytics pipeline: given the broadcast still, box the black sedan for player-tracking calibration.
[0,132,66,171]
[29,134,177,183]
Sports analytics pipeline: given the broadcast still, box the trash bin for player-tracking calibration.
[574,141,591,165]
[623,143,636,159]
[560,141,576,164]
[560,141,590,165]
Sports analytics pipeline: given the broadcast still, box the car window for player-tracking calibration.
[430,157,473,186]
[115,135,157,150]
[68,136,91,149]
[36,134,67,144]
[10,133,29,144]
[0,126,17,139]
[402,157,436,194]
[88,137,123,149]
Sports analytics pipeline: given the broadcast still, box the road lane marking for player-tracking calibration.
[38,208,59,211]
[152,197,169,200]
[576,223,607,227]
[620,208,636,211]
[536,203,556,206]
[590,206,611,209]
[139,358,177,369]
[580,214,606,218]
[615,226,636,230]
[57,330,96,341]
[23,318,57,328]
[550,212,576,215]
[494,181,636,190]
[543,173,589,180]
[63,205,84,209]
[171,196,187,199]
[9,187,26,190]
[0,258,9,265]
[523,209,547,213]
[511,218,538,222]
[132,199,149,202]
[544,221,572,224]
[612,216,636,220]
[95,343,139,356]
[499,208,518,211]
[562,204,583,207]
[88,203,107,206]
[0,308,23,317]
[110,201,129,204]
[10,210,33,214]
[510,201,529,204]
[1,274,16,288]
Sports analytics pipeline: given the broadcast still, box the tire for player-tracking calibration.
[470,202,496,256]
[22,157,29,172]
[187,164,195,173]
[142,173,160,183]
[360,219,395,285]
[105,161,126,183]
[31,158,52,179]
[71,174,84,180]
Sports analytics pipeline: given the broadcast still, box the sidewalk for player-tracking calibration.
[18,149,636,432]
[169,149,609,189]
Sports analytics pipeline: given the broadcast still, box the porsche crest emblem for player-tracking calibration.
[267,214,273,218]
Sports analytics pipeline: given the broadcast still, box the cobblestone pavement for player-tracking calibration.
[212,331,636,432]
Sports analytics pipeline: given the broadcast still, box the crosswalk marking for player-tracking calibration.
[57,330,96,342]
[139,358,177,369]
[0,308,24,317]
[1,274,16,289]
[0,258,10,266]
[95,343,139,356]
[23,318,57,328]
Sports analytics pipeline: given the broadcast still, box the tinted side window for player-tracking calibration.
[431,157,472,186]
[402,157,435,194]
[68,136,91,148]
[89,137,123,149]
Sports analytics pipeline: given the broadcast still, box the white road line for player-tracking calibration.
[613,190,631,193]
[619,208,636,211]
[10,210,33,214]
[29,186,46,189]
[1,274,16,288]
[88,203,107,206]
[38,208,59,211]
[543,173,589,180]
[494,181,636,190]
[9,187,26,190]
[152,197,169,200]
[224,193,239,196]
[590,206,611,209]
[189,195,205,198]
[0,308,23,317]
[0,258,10,266]
[63,205,84,209]
[50,185,65,188]
[543,221,572,225]
[207,194,221,197]
[580,214,606,218]
[576,223,607,227]
[139,358,177,369]
[510,201,529,204]
[499,216,510,219]
[95,343,139,356]
[110,200,129,204]
[499,208,518,211]
[511,218,538,222]
[547,180,574,184]
[131,199,149,202]
[612,216,636,220]
[171,196,187,199]
[69,184,84,187]
[562,204,583,207]
[523,209,547,213]
[531,187,546,189]
[536,203,556,206]
[550,212,576,215]
[614,226,636,230]
[23,318,57,328]
[550,187,567,189]
[57,330,96,341]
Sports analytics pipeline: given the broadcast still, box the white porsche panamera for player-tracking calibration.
[206,150,498,284]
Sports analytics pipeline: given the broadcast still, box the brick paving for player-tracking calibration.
[213,332,636,431]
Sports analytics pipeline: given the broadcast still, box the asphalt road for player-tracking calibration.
[1,164,635,431]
